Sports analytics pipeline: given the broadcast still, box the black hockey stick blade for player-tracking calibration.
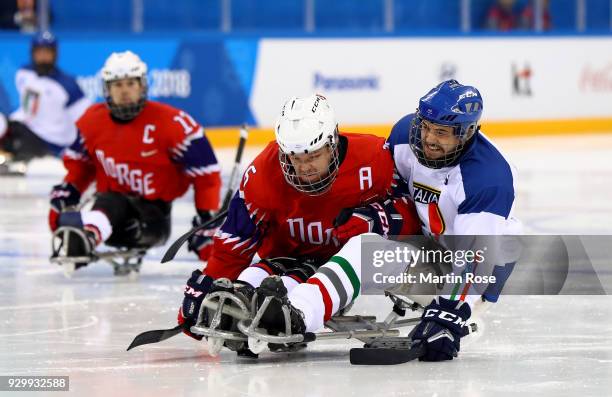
[349,344,426,365]
[161,208,228,263]
[127,323,187,351]
[160,125,248,263]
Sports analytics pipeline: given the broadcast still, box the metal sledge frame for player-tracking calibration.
[190,288,433,355]
[50,226,147,276]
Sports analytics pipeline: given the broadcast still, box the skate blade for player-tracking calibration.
[50,255,93,265]
[207,337,225,356]
[247,336,267,354]
[237,319,305,345]
[62,262,76,278]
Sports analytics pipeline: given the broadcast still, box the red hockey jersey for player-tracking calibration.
[205,133,395,280]
[63,101,221,211]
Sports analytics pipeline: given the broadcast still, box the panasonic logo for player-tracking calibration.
[314,72,379,91]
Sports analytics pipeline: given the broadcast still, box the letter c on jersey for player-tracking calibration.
[143,124,155,144]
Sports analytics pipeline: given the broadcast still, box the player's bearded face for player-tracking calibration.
[420,119,460,160]
[108,78,143,106]
[288,146,333,183]
[32,47,56,75]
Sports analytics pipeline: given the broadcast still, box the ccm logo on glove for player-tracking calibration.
[184,285,205,298]
[423,308,468,327]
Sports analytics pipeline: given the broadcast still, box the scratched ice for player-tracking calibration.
[1,134,612,396]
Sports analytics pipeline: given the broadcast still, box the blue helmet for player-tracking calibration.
[31,31,57,49]
[409,80,483,169]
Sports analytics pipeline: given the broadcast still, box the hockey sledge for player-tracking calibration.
[50,226,147,277]
[190,286,478,363]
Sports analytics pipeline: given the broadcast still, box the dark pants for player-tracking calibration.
[92,192,172,249]
[0,121,63,161]
[256,257,320,283]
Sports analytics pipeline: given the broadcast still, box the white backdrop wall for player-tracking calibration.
[250,37,612,128]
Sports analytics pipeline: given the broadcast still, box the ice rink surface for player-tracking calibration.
[1,133,612,396]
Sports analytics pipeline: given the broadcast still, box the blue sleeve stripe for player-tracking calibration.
[185,164,221,177]
[63,132,89,160]
[217,191,261,245]
[174,135,219,169]
[49,70,84,107]
[458,133,515,218]
[458,186,514,218]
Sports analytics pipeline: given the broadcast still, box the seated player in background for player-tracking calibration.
[177,94,421,351]
[0,31,89,174]
[48,50,221,275]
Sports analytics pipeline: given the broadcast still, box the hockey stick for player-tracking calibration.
[348,321,477,365]
[127,126,249,352]
[127,324,187,351]
[349,343,426,365]
[220,124,249,210]
[160,209,229,264]
[126,213,229,350]
[160,125,249,263]
[126,291,253,351]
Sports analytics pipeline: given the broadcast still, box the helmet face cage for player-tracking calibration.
[409,80,483,169]
[278,127,340,196]
[31,31,58,75]
[409,111,478,169]
[103,76,148,121]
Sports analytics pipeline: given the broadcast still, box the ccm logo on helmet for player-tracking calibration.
[311,94,327,113]
[459,91,478,99]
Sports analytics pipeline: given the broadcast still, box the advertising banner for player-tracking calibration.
[1,34,610,134]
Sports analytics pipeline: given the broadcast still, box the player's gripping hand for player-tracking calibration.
[333,198,421,244]
[48,182,81,231]
[333,201,391,244]
[188,210,222,261]
[411,297,471,362]
[177,269,215,340]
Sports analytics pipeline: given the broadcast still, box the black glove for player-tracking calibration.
[187,210,222,261]
[411,297,471,362]
[177,269,214,340]
[48,183,81,231]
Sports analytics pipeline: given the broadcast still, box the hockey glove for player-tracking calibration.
[187,210,222,261]
[333,198,420,244]
[48,182,81,231]
[177,269,215,340]
[411,297,471,362]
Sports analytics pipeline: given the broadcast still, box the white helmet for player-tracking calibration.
[275,94,340,195]
[275,94,337,154]
[101,51,148,120]
[101,51,147,83]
